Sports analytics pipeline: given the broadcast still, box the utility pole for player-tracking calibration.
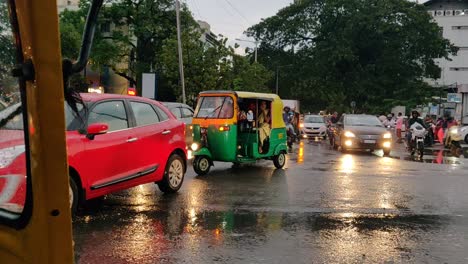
[175,0,186,104]
[235,38,258,63]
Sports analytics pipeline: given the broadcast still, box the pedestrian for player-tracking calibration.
[396,113,404,143]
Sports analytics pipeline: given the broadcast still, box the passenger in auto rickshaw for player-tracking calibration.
[257,100,271,153]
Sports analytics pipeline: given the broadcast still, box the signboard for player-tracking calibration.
[142,73,157,99]
[430,105,438,115]
[447,93,462,103]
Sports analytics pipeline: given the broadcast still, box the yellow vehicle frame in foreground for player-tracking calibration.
[0,0,74,263]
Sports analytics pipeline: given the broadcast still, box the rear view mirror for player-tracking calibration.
[86,123,108,139]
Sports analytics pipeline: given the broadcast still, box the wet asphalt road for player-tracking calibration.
[73,141,468,263]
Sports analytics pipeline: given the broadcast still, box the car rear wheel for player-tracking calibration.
[193,155,211,176]
[158,154,186,193]
[69,177,79,216]
[273,152,286,169]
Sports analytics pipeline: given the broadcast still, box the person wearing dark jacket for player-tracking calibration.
[406,111,427,144]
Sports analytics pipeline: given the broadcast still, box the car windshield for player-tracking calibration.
[304,116,324,123]
[194,96,234,119]
[0,103,84,130]
[345,115,383,127]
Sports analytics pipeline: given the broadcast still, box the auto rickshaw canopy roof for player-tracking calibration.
[198,90,286,129]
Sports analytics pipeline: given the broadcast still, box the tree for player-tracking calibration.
[247,0,457,113]
[0,0,17,99]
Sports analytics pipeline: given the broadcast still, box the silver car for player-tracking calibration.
[303,115,327,139]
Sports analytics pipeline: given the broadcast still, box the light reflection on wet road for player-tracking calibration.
[73,142,468,263]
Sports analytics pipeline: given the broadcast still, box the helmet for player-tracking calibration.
[284,106,290,111]
[387,114,392,118]
[411,110,419,116]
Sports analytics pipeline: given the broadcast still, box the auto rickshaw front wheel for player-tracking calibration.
[194,155,211,175]
[273,152,286,169]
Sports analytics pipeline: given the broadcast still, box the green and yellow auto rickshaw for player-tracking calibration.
[190,91,288,175]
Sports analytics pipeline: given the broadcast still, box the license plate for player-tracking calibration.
[364,140,376,144]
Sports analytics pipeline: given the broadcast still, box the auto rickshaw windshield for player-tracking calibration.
[194,96,234,119]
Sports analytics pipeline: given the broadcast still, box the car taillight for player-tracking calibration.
[219,125,230,132]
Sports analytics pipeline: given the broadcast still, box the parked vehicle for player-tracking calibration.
[332,114,393,155]
[0,93,187,213]
[190,91,288,175]
[446,125,468,148]
[302,114,327,139]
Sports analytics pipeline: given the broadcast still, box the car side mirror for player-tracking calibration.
[86,123,108,139]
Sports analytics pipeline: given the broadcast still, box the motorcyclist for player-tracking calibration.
[406,110,427,146]
[283,106,296,138]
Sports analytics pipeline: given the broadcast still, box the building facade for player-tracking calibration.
[425,0,468,86]
[57,0,79,12]
[425,0,468,122]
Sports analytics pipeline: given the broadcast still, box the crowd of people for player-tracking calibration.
[378,111,459,145]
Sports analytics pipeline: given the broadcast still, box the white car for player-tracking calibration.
[302,115,327,139]
[449,125,468,144]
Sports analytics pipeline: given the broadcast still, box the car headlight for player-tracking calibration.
[190,143,199,151]
[0,145,25,168]
[383,132,392,139]
[344,131,356,138]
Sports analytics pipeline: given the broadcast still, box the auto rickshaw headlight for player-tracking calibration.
[191,143,199,151]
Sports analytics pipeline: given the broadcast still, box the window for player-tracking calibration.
[88,101,128,131]
[0,2,29,224]
[194,96,234,119]
[130,102,160,126]
[181,107,194,118]
[155,106,169,121]
[449,67,468,71]
[101,22,111,33]
[170,107,182,118]
[452,25,468,30]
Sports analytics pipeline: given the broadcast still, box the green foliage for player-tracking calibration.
[59,0,273,103]
[0,0,17,96]
[247,0,457,113]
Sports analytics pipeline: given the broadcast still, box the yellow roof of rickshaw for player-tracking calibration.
[199,90,282,101]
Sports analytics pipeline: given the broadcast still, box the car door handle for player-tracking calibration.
[162,130,171,135]
[126,137,138,143]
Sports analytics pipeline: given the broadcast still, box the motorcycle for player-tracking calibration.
[407,123,427,158]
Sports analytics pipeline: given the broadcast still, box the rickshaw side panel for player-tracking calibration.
[270,128,288,155]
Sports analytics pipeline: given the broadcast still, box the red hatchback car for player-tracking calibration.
[0,93,187,213]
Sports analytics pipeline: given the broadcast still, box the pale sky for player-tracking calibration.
[184,0,428,53]
[184,0,294,53]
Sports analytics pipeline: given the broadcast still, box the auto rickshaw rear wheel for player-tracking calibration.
[273,152,286,169]
[194,155,211,175]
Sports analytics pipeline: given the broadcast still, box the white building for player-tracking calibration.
[57,0,79,12]
[425,0,468,123]
[197,20,218,47]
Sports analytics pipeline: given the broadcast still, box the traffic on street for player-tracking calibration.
[1,0,468,263]
[73,140,468,263]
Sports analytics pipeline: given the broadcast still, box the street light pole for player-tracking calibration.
[235,38,258,63]
[175,0,186,104]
